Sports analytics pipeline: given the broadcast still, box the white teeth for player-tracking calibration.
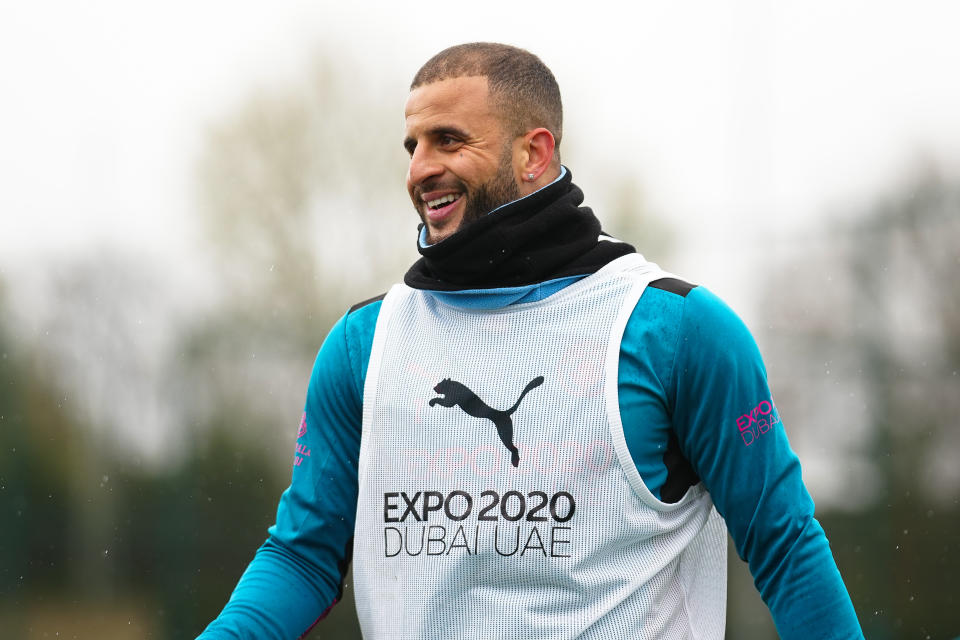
[426,194,460,209]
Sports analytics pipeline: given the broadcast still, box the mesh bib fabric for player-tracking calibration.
[353,254,727,639]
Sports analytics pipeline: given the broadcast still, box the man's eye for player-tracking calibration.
[439,135,457,147]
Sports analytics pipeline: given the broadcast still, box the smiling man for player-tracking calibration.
[198,43,864,640]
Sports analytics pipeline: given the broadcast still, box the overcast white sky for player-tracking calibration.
[1,0,959,314]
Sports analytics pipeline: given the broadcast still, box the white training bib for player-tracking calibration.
[353,254,727,639]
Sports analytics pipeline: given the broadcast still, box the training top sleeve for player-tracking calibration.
[668,287,863,640]
[196,300,381,640]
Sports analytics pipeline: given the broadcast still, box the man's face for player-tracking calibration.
[404,76,521,244]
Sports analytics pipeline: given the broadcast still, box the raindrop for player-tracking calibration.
[102,549,109,557]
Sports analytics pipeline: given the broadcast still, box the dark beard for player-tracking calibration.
[459,158,521,229]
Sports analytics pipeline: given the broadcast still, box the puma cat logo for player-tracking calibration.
[429,376,545,467]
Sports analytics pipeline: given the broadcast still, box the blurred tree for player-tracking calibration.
[0,289,298,637]
[181,51,415,471]
[757,165,960,638]
[111,421,287,639]
[194,53,413,323]
[0,285,116,633]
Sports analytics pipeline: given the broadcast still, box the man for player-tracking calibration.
[198,43,863,639]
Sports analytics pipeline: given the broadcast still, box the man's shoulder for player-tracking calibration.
[634,274,749,340]
[645,278,760,357]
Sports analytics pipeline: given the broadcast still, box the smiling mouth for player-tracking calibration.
[421,192,464,224]
[426,193,462,210]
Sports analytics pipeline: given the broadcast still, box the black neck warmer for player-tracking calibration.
[404,169,636,292]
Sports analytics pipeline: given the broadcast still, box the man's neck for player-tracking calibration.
[405,166,637,293]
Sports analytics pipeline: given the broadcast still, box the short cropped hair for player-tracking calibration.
[411,43,563,150]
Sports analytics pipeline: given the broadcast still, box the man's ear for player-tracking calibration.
[515,128,557,189]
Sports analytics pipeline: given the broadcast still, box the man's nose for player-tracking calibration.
[408,145,444,186]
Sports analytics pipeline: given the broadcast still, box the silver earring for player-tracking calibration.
[527,173,535,181]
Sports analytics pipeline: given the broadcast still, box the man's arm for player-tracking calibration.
[667,286,863,639]
[197,300,381,639]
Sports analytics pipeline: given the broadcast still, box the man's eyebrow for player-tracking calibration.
[403,126,471,153]
[429,125,470,139]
